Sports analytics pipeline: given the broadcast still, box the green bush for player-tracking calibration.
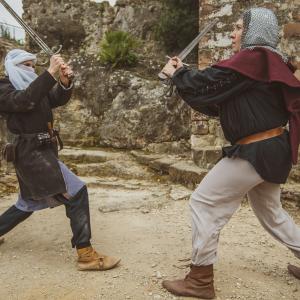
[155,0,199,54]
[99,30,139,68]
[0,25,12,40]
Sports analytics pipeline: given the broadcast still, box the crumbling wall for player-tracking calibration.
[19,0,191,149]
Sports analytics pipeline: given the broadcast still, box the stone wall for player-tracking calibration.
[18,0,191,150]
[193,0,300,168]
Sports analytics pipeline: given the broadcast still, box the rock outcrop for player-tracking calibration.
[19,0,191,149]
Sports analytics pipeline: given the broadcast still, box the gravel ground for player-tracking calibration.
[0,185,300,300]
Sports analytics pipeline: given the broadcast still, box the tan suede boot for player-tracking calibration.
[77,246,121,271]
[162,264,215,299]
[0,237,4,245]
[288,264,300,279]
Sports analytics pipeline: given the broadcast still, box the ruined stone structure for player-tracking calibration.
[193,0,300,169]
[13,0,191,149]
[1,0,299,169]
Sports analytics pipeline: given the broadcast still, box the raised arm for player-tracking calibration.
[162,58,254,116]
[172,67,253,109]
[0,54,66,113]
[48,82,73,108]
[0,71,57,113]
[49,62,74,108]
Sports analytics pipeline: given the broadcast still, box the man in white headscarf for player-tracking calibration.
[0,49,120,271]
[160,7,300,299]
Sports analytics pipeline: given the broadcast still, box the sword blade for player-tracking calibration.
[177,18,219,61]
[0,0,54,56]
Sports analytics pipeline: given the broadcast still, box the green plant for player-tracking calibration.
[99,30,139,68]
[0,25,12,40]
[0,24,24,45]
[155,0,199,54]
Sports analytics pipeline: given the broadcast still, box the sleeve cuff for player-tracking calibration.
[59,80,73,90]
[172,67,187,79]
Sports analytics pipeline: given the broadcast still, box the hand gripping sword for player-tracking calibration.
[158,18,219,80]
[0,0,62,57]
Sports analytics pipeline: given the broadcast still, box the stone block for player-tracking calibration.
[169,161,208,189]
[192,122,209,135]
[149,157,180,174]
[130,151,162,165]
[284,23,300,38]
[192,147,222,168]
[191,134,215,149]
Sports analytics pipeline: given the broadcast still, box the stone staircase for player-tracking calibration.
[58,148,193,212]
[1,146,300,209]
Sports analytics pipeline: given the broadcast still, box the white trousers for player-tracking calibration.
[190,157,300,265]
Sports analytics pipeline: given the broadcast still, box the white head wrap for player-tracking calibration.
[5,49,38,90]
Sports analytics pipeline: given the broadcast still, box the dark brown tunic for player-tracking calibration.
[0,71,73,200]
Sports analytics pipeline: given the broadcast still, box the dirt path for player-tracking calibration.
[1,184,300,300]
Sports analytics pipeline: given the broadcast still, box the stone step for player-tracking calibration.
[131,150,182,174]
[281,183,300,207]
[289,166,300,184]
[192,146,222,169]
[59,148,123,164]
[82,176,165,190]
[131,150,208,189]
[169,161,208,189]
[73,160,156,180]
[130,151,163,165]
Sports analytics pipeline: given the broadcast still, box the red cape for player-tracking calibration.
[215,47,300,164]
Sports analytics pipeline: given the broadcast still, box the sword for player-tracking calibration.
[158,18,219,80]
[0,0,62,57]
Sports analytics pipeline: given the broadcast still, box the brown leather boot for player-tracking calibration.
[288,264,300,279]
[77,246,121,271]
[162,264,215,299]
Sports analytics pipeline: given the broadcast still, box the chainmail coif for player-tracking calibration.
[241,7,288,62]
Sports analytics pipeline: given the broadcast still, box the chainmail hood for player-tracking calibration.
[241,8,287,62]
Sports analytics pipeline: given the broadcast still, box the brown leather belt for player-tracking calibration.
[237,127,284,145]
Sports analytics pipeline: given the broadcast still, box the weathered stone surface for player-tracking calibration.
[169,161,207,189]
[281,184,300,207]
[143,140,191,155]
[284,23,300,38]
[96,71,190,149]
[18,0,191,150]
[74,160,155,180]
[23,0,163,55]
[0,172,18,196]
[169,185,192,201]
[52,56,191,148]
[97,186,168,212]
[130,151,162,165]
[192,146,222,169]
[59,148,118,164]
[35,14,86,49]
[148,157,180,174]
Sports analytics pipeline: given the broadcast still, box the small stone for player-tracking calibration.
[156,271,162,279]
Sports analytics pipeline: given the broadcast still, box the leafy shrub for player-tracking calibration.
[0,25,12,40]
[99,30,139,68]
[155,0,199,54]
